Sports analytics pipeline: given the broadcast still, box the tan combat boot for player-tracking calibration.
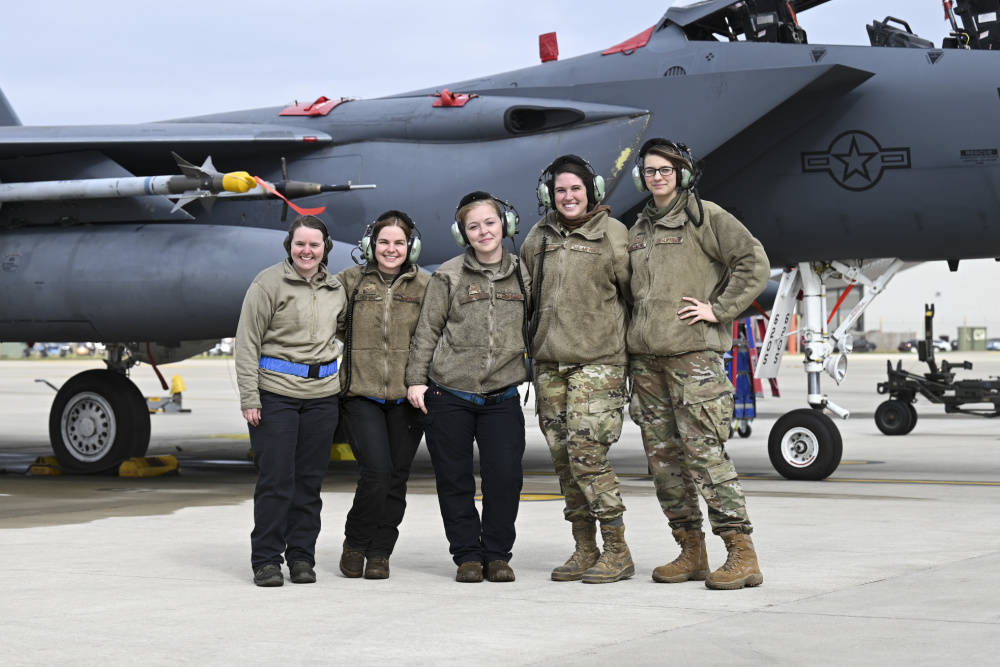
[705,530,764,590]
[581,523,635,584]
[652,528,710,583]
[551,520,600,581]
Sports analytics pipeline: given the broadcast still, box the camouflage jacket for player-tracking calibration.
[405,248,530,394]
[336,263,430,400]
[235,260,346,409]
[627,194,770,356]
[519,209,631,365]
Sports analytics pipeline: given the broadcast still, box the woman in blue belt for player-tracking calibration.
[235,215,347,587]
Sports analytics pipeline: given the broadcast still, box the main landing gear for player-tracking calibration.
[48,345,150,472]
[756,259,903,480]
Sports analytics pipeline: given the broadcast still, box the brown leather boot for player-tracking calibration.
[551,520,600,582]
[485,560,515,582]
[339,540,364,578]
[652,528,710,583]
[706,531,764,590]
[581,523,634,584]
[364,556,390,579]
[456,561,484,583]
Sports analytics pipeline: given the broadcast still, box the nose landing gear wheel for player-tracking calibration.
[768,408,843,480]
[49,369,151,473]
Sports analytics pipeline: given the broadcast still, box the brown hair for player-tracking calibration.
[283,215,332,263]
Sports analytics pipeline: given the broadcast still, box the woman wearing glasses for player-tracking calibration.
[519,155,633,584]
[627,138,769,590]
[405,191,530,583]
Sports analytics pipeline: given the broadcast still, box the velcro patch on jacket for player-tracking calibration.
[536,244,561,255]
[627,239,647,252]
[655,236,683,245]
[459,283,490,304]
[568,244,601,255]
[358,286,383,301]
[392,293,421,304]
[496,291,525,301]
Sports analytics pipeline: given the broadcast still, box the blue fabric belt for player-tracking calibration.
[436,384,519,406]
[365,396,407,405]
[259,356,338,379]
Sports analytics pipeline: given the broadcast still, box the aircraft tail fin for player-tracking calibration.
[0,88,22,126]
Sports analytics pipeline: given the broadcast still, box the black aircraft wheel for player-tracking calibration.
[903,403,918,435]
[768,408,843,480]
[737,423,752,438]
[49,370,151,473]
[874,400,914,436]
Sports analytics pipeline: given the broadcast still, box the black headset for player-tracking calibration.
[452,191,520,247]
[358,209,421,265]
[536,154,606,213]
[632,138,699,192]
[283,215,333,263]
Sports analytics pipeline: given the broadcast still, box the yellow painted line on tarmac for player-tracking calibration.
[210,434,250,440]
[475,493,563,501]
[822,477,1000,486]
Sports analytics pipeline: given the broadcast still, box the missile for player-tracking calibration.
[0,153,374,211]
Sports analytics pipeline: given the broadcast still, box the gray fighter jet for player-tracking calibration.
[1,0,996,476]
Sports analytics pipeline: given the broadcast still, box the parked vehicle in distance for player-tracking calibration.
[987,338,1000,351]
[898,339,919,352]
[852,337,877,352]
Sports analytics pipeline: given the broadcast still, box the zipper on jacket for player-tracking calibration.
[383,282,392,398]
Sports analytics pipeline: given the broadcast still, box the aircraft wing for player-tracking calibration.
[0,122,332,160]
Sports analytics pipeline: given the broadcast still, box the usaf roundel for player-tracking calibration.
[801,130,911,191]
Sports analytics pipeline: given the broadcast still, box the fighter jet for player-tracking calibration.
[1,0,997,477]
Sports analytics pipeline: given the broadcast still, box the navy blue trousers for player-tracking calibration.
[341,397,423,557]
[423,387,525,565]
[249,390,338,568]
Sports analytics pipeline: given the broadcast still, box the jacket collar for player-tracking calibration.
[642,192,691,230]
[361,261,419,284]
[538,209,610,241]
[462,247,516,279]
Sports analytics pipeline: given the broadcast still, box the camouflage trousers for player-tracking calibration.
[535,363,628,522]
[628,351,751,535]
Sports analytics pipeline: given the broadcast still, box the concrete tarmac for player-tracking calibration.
[1,353,999,665]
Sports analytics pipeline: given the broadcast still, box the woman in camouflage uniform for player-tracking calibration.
[519,155,633,584]
[406,191,530,583]
[336,211,430,580]
[627,138,769,589]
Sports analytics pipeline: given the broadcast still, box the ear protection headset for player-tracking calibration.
[632,138,698,192]
[359,210,422,264]
[284,215,334,263]
[536,154,606,211]
[452,191,520,248]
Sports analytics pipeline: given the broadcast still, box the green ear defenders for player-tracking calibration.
[536,154,606,212]
[359,209,421,264]
[632,138,697,192]
[452,191,520,248]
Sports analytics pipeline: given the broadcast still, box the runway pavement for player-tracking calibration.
[1,353,999,665]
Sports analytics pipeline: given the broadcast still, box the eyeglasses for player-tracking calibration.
[643,166,676,179]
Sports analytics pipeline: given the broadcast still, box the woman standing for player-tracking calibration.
[406,191,529,583]
[235,215,346,587]
[336,210,429,580]
[626,138,769,589]
[519,155,633,584]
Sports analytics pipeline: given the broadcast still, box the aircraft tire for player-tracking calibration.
[767,408,843,480]
[737,423,752,438]
[874,399,913,436]
[49,370,151,473]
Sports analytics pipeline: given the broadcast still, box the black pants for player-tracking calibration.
[249,390,338,568]
[423,387,525,565]
[341,397,423,557]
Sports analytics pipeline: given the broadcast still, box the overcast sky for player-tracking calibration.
[1,0,990,337]
[2,1,949,125]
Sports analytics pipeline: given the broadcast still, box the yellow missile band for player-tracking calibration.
[222,171,256,193]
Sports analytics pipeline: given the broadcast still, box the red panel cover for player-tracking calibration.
[279,96,349,117]
[539,32,559,62]
[432,89,478,108]
[602,25,655,56]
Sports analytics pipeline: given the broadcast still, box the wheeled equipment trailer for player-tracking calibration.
[875,304,1000,435]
